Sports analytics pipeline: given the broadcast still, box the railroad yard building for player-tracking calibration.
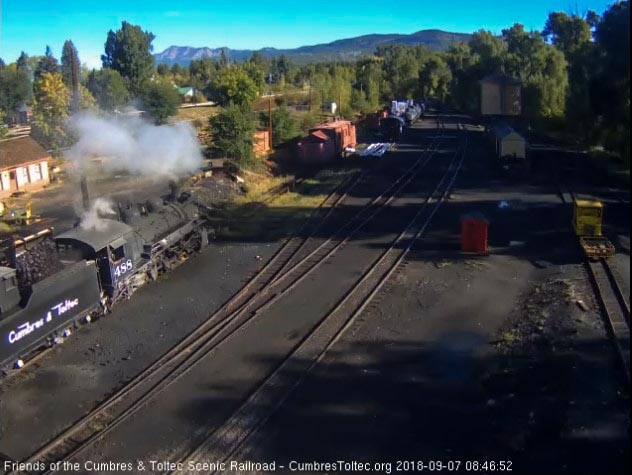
[479,74,522,116]
[0,136,51,198]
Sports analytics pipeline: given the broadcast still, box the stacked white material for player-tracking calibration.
[359,143,395,157]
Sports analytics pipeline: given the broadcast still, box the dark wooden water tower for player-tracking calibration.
[479,74,522,118]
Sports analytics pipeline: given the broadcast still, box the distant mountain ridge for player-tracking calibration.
[153,29,472,66]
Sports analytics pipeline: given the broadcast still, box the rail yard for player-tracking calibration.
[0,109,628,475]
[1,3,630,473]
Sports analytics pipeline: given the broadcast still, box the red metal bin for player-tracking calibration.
[461,213,489,254]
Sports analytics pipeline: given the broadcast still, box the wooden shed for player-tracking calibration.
[253,130,271,157]
[479,74,522,116]
[490,124,526,160]
[0,136,51,198]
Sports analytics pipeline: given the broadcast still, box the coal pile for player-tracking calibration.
[185,176,239,208]
[494,279,578,354]
[16,239,65,289]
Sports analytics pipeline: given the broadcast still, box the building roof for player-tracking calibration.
[0,136,51,171]
[55,219,134,252]
[178,86,195,95]
[479,74,522,86]
[300,131,331,143]
[576,199,603,208]
[313,120,353,130]
[490,124,525,141]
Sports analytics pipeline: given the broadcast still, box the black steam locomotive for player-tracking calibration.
[0,193,210,370]
[380,115,406,142]
[379,101,426,141]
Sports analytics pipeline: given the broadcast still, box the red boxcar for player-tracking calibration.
[296,130,336,163]
[310,120,356,155]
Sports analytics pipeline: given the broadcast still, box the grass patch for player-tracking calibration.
[216,168,356,241]
[170,105,219,126]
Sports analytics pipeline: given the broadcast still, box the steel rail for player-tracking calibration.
[173,121,468,473]
[586,258,630,385]
[37,122,446,472]
[18,122,446,473]
[9,171,360,473]
[555,173,630,387]
[0,175,347,383]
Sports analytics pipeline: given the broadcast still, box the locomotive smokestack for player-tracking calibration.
[70,46,90,211]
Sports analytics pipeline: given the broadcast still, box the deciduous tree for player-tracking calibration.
[0,63,32,114]
[32,72,70,149]
[593,0,630,162]
[260,105,299,147]
[140,79,180,124]
[86,68,129,111]
[102,21,155,95]
[207,66,259,107]
[209,103,256,165]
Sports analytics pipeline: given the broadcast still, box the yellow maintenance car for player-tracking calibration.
[0,201,39,226]
[573,199,615,259]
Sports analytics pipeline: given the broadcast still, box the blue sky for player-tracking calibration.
[1,0,614,68]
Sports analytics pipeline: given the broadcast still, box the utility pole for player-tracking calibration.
[268,96,273,150]
[308,79,312,112]
[338,91,342,120]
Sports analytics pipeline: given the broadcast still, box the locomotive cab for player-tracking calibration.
[55,220,146,298]
[0,267,20,315]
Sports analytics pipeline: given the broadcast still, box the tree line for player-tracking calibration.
[0,1,628,166]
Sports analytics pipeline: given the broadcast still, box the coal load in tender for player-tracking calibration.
[16,239,65,290]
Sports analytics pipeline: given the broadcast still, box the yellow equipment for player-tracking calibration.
[573,200,615,259]
[0,201,36,226]
[573,199,603,236]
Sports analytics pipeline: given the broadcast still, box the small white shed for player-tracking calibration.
[490,125,526,160]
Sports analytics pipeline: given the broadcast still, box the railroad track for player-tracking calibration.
[0,175,349,384]
[12,121,448,474]
[586,255,630,385]
[172,122,468,473]
[4,172,359,472]
[558,178,630,386]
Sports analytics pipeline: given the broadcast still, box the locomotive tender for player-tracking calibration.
[0,193,210,370]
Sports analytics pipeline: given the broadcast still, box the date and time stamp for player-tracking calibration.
[6,458,514,473]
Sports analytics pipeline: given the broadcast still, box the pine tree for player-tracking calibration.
[61,40,80,87]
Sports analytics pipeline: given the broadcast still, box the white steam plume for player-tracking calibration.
[80,198,116,231]
[65,112,203,176]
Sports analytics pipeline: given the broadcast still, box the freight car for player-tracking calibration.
[0,192,210,371]
[380,115,406,142]
[404,103,424,126]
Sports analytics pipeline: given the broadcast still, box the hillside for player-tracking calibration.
[153,29,471,66]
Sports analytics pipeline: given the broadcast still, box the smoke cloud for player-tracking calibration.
[65,112,203,177]
[80,197,117,231]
